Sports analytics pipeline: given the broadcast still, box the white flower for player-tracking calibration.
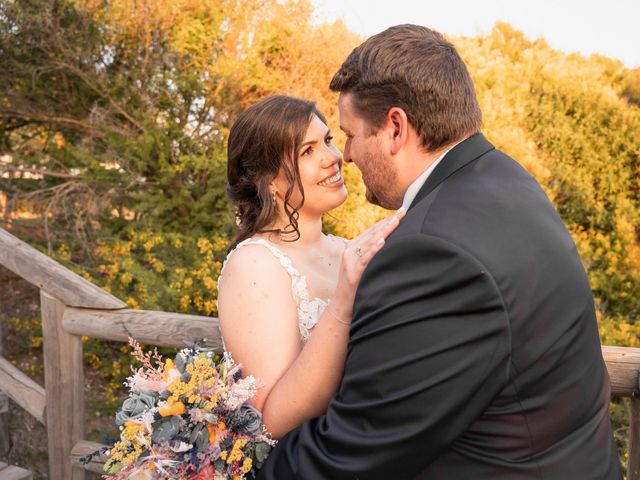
[170,441,193,453]
[165,367,181,384]
[222,376,258,410]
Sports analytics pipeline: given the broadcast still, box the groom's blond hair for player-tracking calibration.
[330,24,482,152]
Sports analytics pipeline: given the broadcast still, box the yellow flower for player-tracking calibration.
[163,358,176,382]
[226,438,248,464]
[126,297,140,309]
[204,300,216,315]
[120,272,133,286]
[122,421,145,441]
[197,238,213,254]
[179,295,191,310]
[167,378,190,401]
[203,276,217,291]
[241,457,253,473]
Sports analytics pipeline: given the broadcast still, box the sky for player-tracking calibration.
[310,0,640,68]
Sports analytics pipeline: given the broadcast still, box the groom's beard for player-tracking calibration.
[361,148,403,210]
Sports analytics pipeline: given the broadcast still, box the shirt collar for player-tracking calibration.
[401,142,460,210]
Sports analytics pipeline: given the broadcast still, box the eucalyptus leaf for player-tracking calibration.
[151,416,181,443]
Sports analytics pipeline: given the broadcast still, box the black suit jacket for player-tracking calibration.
[257,134,622,480]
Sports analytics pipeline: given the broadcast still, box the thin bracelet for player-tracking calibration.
[325,305,351,326]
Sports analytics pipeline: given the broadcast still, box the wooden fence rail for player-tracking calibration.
[1,226,639,479]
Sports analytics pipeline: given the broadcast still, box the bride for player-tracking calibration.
[217,95,404,439]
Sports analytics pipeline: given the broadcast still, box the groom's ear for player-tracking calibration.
[387,107,409,155]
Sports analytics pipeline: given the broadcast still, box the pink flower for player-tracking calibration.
[187,464,216,480]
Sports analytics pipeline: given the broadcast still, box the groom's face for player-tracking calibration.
[338,93,402,209]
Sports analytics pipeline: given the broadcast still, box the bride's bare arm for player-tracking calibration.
[218,209,405,439]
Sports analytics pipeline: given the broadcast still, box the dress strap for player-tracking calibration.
[219,238,310,304]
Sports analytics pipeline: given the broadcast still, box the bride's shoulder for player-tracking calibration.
[217,239,297,319]
[219,238,291,290]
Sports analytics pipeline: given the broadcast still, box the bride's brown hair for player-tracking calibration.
[226,95,327,251]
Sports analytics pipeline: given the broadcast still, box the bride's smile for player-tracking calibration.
[317,170,343,187]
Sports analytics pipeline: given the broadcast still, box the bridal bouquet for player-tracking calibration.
[100,338,275,479]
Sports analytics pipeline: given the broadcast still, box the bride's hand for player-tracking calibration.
[331,207,406,320]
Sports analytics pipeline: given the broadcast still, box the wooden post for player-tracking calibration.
[0,306,11,458]
[41,292,84,480]
[629,394,640,480]
[0,393,10,459]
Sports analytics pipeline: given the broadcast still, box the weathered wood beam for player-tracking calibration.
[70,440,108,475]
[602,346,640,396]
[0,228,126,309]
[0,462,33,479]
[0,357,46,425]
[62,307,222,351]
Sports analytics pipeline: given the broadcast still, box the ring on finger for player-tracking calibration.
[356,246,363,257]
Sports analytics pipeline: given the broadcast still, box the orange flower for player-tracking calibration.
[159,400,185,417]
[207,424,217,444]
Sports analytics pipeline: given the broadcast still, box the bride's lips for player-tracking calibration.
[318,170,344,187]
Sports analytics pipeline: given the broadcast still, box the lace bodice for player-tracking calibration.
[218,238,328,341]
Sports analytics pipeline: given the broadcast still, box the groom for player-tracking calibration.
[257,25,622,479]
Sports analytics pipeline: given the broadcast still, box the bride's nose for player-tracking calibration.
[321,145,343,168]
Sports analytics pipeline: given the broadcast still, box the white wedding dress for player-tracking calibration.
[218,237,330,343]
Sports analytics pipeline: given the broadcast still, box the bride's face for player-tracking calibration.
[274,114,347,217]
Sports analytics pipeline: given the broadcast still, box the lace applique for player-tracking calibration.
[218,238,327,342]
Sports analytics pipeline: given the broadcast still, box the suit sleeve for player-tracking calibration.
[256,233,512,479]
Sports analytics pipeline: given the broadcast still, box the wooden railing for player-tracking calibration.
[0,226,639,479]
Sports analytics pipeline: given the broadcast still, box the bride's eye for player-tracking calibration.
[325,135,333,145]
[302,146,313,156]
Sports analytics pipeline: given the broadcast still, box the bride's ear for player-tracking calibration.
[387,107,409,155]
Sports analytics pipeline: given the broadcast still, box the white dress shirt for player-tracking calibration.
[401,143,460,210]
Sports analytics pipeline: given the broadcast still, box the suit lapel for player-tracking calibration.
[409,133,495,210]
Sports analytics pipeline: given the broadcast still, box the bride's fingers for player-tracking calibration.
[354,210,406,264]
[378,207,406,238]
[356,236,386,265]
[346,208,406,267]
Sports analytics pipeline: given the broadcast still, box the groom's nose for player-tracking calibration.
[343,139,353,163]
